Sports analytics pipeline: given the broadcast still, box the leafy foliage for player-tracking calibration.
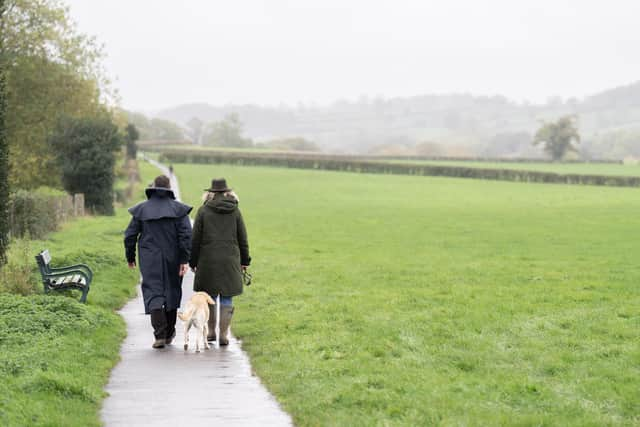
[49,116,122,215]
[533,115,581,160]
[0,238,36,295]
[126,111,185,141]
[125,123,139,159]
[0,0,7,265]
[7,188,79,239]
[0,0,109,189]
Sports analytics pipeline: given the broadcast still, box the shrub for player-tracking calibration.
[49,116,122,215]
[7,189,80,239]
[0,37,8,266]
[9,190,58,239]
[0,239,37,296]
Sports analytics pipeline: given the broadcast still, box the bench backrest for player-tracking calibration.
[35,249,52,276]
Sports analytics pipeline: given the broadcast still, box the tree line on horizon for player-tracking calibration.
[128,110,321,152]
[145,84,640,160]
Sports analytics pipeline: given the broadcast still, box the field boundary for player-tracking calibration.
[157,149,640,187]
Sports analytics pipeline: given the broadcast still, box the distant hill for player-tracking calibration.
[151,81,640,159]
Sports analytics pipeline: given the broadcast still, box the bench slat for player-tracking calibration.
[50,274,88,286]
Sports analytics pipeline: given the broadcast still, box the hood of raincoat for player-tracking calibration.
[204,195,238,214]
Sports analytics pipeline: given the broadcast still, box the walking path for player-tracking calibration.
[101,160,293,426]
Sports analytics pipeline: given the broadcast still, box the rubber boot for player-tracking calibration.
[165,309,177,345]
[218,305,234,346]
[206,303,216,342]
[150,309,167,348]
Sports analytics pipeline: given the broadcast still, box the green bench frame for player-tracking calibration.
[35,249,93,303]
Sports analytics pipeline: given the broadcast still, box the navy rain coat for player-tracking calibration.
[124,187,192,314]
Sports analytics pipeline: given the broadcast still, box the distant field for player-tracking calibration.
[167,163,640,426]
[384,159,640,177]
[142,144,287,153]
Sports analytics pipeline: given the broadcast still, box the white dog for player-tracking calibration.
[178,292,215,352]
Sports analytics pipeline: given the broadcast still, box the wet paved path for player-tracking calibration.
[101,160,293,426]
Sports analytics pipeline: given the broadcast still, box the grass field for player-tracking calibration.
[0,170,145,426]
[165,162,640,426]
[384,159,640,177]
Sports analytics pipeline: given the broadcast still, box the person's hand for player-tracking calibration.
[128,262,136,269]
[241,265,248,271]
[179,264,189,276]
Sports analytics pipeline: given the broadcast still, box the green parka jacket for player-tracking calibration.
[190,195,251,297]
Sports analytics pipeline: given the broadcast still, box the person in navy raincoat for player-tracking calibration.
[124,175,192,348]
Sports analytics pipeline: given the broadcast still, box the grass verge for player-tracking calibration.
[0,211,140,425]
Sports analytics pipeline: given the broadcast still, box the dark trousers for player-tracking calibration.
[150,308,177,339]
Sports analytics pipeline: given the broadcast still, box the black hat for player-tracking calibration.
[204,178,232,193]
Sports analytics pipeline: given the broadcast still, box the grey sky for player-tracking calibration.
[67,0,640,111]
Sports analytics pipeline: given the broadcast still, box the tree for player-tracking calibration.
[203,113,253,148]
[533,115,581,160]
[0,0,8,265]
[125,123,139,159]
[50,116,122,215]
[1,0,109,189]
[149,118,184,140]
[126,111,185,141]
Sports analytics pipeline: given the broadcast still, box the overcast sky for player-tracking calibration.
[66,0,640,112]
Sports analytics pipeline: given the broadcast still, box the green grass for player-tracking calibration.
[0,211,139,426]
[168,162,640,426]
[0,158,146,427]
[384,159,640,177]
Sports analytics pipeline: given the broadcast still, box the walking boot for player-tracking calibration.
[150,309,168,348]
[218,305,234,346]
[206,303,217,342]
[165,309,177,345]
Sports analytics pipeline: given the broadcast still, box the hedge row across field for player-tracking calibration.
[158,149,640,187]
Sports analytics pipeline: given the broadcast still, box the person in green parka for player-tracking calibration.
[190,178,251,345]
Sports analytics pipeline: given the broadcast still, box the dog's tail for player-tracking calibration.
[178,304,195,322]
[205,293,215,306]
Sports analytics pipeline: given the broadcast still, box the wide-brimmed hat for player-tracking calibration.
[204,178,232,193]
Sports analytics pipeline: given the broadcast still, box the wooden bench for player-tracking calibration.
[35,249,93,303]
